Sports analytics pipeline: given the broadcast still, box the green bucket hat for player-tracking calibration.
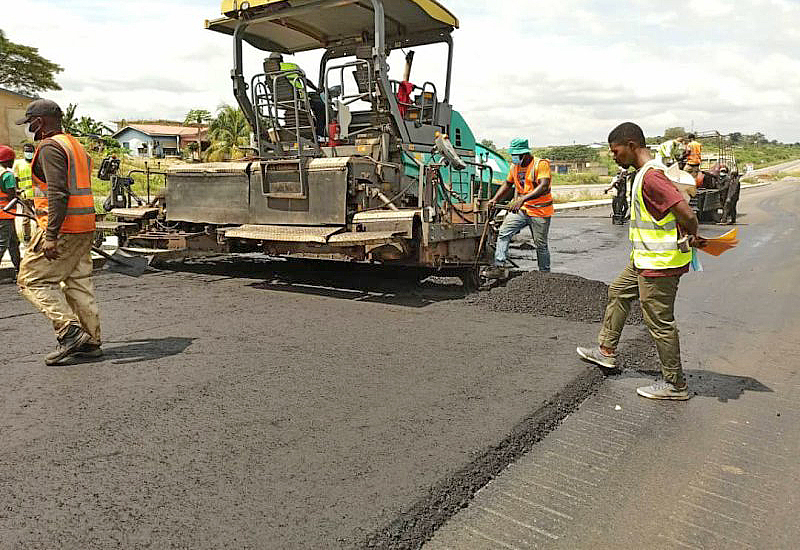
[508,138,530,156]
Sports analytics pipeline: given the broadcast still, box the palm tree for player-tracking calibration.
[76,115,111,137]
[206,104,250,161]
[62,103,78,133]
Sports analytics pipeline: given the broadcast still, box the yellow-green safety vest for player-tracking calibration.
[13,158,32,191]
[280,62,304,91]
[629,159,692,270]
[657,140,677,163]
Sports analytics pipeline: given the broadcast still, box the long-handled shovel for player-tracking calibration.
[91,246,150,277]
[3,197,151,277]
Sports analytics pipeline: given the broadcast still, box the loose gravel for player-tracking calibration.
[469,271,644,325]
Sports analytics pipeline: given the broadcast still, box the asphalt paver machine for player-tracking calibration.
[117,0,496,286]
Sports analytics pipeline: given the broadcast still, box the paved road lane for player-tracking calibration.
[427,180,800,549]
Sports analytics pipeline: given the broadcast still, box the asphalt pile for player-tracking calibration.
[469,271,644,325]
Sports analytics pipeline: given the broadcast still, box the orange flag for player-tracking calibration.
[696,228,738,256]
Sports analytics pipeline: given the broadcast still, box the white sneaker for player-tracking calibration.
[576,346,617,370]
[636,380,690,400]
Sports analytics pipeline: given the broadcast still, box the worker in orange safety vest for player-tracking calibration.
[684,133,702,178]
[15,99,102,365]
[485,137,553,278]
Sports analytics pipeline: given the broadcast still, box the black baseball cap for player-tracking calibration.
[15,99,63,125]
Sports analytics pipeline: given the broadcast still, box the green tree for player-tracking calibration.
[62,103,78,134]
[540,144,598,161]
[728,132,742,144]
[0,29,63,94]
[75,115,111,136]
[206,104,250,161]
[184,109,212,126]
[479,138,497,151]
[664,126,686,140]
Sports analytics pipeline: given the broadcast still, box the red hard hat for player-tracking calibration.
[0,145,15,163]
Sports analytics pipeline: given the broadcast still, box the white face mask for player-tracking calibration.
[24,152,34,161]
[511,155,522,164]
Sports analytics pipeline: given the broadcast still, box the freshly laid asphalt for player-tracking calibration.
[1,179,794,549]
[1,254,645,549]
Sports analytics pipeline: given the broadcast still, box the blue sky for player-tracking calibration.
[5,0,799,145]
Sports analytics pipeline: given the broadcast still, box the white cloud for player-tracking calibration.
[4,1,799,145]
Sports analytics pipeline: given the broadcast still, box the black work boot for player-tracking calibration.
[45,325,91,366]
[74,342,103,358]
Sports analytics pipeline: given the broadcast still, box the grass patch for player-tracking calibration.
[552,172,612,186]
[552,188,608,203]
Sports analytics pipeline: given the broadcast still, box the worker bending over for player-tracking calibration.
[656,136,685,167]
[578,122,699,400]
[485,138,553,278]
[16,99,102,365]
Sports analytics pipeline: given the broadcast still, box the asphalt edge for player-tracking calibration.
[360,364,605,550]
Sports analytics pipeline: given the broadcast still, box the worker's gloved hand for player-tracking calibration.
[42,238,59,260]
[486,198,497,211]
[508,198,523,213]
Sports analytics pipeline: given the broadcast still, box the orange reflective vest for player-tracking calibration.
[509,157,554,217]
[687,141,702,165]
[31,133,95,233]
[0,167,15,220]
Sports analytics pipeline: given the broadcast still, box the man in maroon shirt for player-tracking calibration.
[577,122,701,400]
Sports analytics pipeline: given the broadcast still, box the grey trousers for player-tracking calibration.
[0,218,21,270]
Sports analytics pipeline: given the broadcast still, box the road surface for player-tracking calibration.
[428,179,800,549]
[747,158,800,176]
[1,179,796,549]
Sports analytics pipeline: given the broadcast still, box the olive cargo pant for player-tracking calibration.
[598,261,685,386]
[17,228,101,344]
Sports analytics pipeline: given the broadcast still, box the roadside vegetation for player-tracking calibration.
[481,127,800,192]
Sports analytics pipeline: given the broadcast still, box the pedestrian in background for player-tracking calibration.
[577,122,699,400]
[15,99,102,365]
[721,168,741,224]
[485,138,553,278]
[13,143,35,242]
[605,168,631,225]
[0,145,22,278]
